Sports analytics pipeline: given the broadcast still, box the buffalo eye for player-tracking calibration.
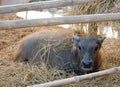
[94,46,98,51]
[79,46,81,50]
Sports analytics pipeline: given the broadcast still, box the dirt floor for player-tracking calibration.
[0,26,120,87]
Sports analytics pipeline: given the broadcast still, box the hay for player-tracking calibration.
[0,25,120,87]
[67,0,120,36]
[0,1,120,85]
[69,0,120,15]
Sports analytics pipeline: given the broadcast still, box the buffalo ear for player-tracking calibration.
[72,35,81,44]
[98,36,106,44]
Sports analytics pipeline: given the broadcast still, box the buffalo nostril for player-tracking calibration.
[82,62,92,68]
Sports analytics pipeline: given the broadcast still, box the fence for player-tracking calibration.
[27,66,120,87]
[0,0,120,87]
[0,0,120,29]
[0,13,120,29]
[0,0,95,14]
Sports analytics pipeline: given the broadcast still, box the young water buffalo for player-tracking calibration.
[14,29,105,75]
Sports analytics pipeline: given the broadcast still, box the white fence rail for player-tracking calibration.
[0,13,120,29]
[27,66,120,87]
[0,0,95,14]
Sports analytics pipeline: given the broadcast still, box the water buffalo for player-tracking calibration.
[14,29,105,75]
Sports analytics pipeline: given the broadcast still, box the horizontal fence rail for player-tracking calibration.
[0,0,95,14]
[27,66,120,87]
[0,13,120,29]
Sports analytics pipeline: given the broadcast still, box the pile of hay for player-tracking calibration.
[67,0,120,36]
[0,25,120,87]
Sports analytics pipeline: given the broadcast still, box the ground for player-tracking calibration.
[0,26,120,87]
